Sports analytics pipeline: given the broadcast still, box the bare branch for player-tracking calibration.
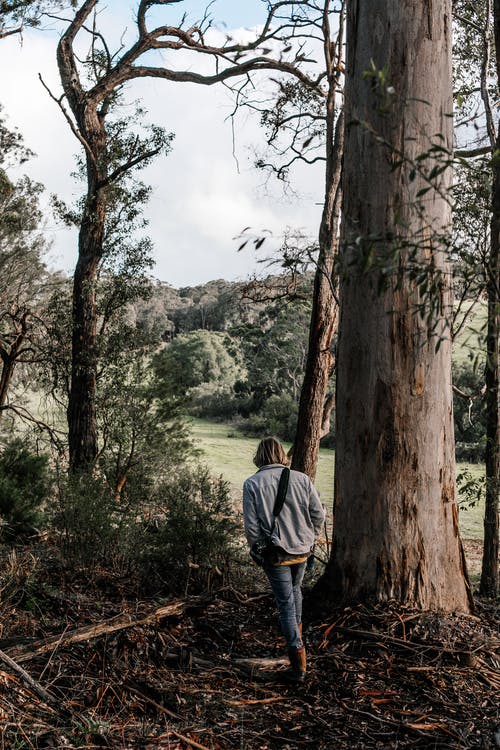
[455,146,492,158]
[0,24,22,38]
[38,74,97,167]
[0,403,66,452]
[480,0,496,148]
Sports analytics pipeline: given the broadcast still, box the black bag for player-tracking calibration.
[249,467,290,567]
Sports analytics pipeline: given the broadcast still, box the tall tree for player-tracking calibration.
[321,0,473,610]
[0,109,54,428]
[480,0,500,597]
[248,0,345,479]
[453,0,499,597]
[52,0,318,471]
[291,0,344,479]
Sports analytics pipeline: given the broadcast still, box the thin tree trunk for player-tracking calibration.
[291,2,344,480]
[0,314,29,423]
[67,247,100,471]
[320,0,473,611]
[479,0,500,598]
[0,355,15,417]
[66,148,106,471]
[292,114,343,479]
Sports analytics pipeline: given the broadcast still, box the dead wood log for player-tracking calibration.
[4,601,185,664]
[0,648,59,708]
[156,650,288,678]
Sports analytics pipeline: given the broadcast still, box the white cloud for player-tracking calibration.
[0,13,323,287]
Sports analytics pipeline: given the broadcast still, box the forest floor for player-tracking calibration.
[0,540,498,750]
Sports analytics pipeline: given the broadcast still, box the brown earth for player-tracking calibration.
[0,542,498,750]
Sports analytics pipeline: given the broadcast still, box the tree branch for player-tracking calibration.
[38,74,97,167]
[455,146,492,158]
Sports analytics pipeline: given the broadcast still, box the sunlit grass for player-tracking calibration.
[190,418,484,541]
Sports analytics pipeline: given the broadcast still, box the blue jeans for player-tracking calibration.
[264,561,306,649]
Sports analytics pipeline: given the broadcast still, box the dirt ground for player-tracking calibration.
[0,541,498,750]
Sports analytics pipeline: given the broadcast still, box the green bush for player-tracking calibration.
[52,464,241,594]
[0,439,50,541]
[138,466,240,594]
[52,474,131,570]
[240,394,298,442]
[453,363,486,463]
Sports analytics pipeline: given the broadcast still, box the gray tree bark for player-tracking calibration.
[321,0,473,611]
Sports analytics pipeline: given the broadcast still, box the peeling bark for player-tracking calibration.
[321,0,473,612]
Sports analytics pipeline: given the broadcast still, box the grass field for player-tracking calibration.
[453,301,487,368]
[190,419,485,541]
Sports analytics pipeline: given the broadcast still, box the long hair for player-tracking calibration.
[253,436,288,468]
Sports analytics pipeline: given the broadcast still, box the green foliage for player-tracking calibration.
[453,362,487,462]
[0,106,61,438]
[97,355,192,501]
[53,473,129,569]
[53,463,238,594]
[0,439,50,540]
[230,298,314,438]
[153,330,247,417]
[256,78,326,183]
[0,1,76,30]
[0,547,43,621]
[362,59,396,114]
[138,466,239,594]
[243,393,299,442]
[457,468,486,511]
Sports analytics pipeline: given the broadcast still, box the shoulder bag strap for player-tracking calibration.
[272,467,290,518]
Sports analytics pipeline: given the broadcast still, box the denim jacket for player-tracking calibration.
[242,464,325,555]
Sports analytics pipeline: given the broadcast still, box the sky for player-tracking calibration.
[0,1,324,287]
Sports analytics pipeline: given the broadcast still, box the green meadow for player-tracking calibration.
[190,419,485,541]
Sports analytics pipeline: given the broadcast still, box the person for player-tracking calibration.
[242,436,325,684]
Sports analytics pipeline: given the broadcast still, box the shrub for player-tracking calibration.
[52,464,241,595]
[0,439,50,541]
[453,363,486,463]
[239,394,298,442]
[138,466,240,594]
[52,473,132,571]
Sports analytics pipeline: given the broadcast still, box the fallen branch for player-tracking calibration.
[323,625,497,663]
[4,601,185,664]
[154,728,214,750]
[172,651,288,677]
[125,684,182,720]
[0,648,59,709]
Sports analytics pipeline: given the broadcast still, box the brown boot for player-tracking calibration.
[283,646,306,684]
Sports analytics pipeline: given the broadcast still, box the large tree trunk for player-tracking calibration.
[320,0,473,611]
[480,10,500,593]
[480,198,500,596]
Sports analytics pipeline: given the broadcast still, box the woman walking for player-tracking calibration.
[243,436,325,683]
